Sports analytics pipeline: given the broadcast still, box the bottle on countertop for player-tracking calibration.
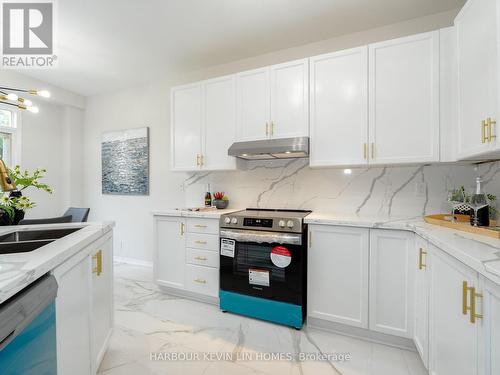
[470,177,490,227]
[204,183,212,207]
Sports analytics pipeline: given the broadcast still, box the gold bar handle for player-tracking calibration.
[371,143,375,159]
[194,224,207,228]
[271,121,274,136]
[194,278,206,284]
[194,256,207,261]
[469,286,483,323]
[180,222,185,235]
[463,281,470,315]
[363,143,367,159]
[196,154,200,166]
[265,122,269,136]
[487,117,497,142]
[200,154,204,166]
[482,120,488,143]
[92,250,103,276]
[418,248,427,270]
[195,240,207,245]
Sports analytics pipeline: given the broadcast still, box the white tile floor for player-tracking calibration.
[98,263,428,375]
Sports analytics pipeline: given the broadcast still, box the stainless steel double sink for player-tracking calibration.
[0,228,82,254]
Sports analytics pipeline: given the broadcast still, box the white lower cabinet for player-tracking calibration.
[54,233,114,375]
[413,236,430,368]
[479,276,500,375]
[154,215,220,300]
[155,216,186,289]
[369,229,414,338]
[429,244,479,375]
[308,225,369,328]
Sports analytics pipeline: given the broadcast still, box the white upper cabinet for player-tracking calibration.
[236,67,271,141]
[171,77,237,171]
[456,0,499,159]
[308,225,369,328]
[310,47,368,167]
[368,31,440,165]
[171,83,202,171]
[369,229,415,338]
[236,59,309,141]
[270,59,309,139]
[203,75,237,170]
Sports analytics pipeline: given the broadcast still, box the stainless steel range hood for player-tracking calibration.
[228,137,309,160]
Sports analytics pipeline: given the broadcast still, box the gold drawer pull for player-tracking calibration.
[180,222,185,235]
[194,224,207,228]
[418,248,427,270]
[195,240,207,245]
[463,281,483,323]
[194,278,206,284]
[363,143,367,159]
[92,250,103,276]
[194,256,207,261]
[482,120,488,143]
[487,117,497,142]
[266,122,269,136]
[371,143,375,159]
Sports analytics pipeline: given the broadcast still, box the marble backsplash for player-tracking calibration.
[182,160,500,219]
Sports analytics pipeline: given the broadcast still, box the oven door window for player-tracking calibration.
[220,239,304,305]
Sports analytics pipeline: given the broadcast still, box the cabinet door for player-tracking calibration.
[54,254,92,375]
[429,246,479,375]
[456,0,499,158]
[91,236,114,372]
[369,31,440,165]
[308,225,369,328]
[369,229,414,338]
[202,75,237,170]
[270,59,309,139]
[310,47,368,167]
[171,83,202,171]
[236,67,270,141]
[154,217,186,289]
[414,236,430,368]
[479,276,500,375]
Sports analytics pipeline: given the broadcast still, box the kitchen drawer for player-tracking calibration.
[185,264,219,297]
[186,218,219,235]
[186,233,219,251]
[186,248,219,268]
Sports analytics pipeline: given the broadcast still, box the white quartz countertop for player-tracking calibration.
[152,208,242,219]
[305,213,500,285]
[0,222,115,304]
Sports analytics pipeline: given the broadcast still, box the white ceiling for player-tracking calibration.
[23,0,465,96]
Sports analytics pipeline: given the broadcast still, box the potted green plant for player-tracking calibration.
[0,166,52,225]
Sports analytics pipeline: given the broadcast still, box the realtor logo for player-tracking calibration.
[1,1,56,68]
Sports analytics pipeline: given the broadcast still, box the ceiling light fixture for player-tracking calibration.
[0,86,51,114]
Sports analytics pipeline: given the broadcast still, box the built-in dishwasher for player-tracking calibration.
[0,274,58,375]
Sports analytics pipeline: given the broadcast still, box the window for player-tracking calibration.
[0,107,20,167]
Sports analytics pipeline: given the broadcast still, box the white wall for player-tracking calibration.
[0,71,85,219]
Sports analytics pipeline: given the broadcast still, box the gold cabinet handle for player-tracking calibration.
[196,154,200,166]
[463,281,483,323]
[194,256,207,261]
[371,143,375,159]
[270,121,274,136]
[418,248,427,270]
[194,278,206,284]
[194,240,207,244]
[92,250,103,276]
[363,143,367,159]
[194,224,207,228]
[200,154,204,166]
[265,122,269,136]
[487,117,497,142]
[180,222,185,235]
[482,120,488,143]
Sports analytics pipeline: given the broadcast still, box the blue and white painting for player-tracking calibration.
[101,127,149,195]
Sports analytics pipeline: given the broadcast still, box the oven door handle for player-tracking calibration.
[220,229,302,245]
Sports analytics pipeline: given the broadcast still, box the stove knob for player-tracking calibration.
[231,217,238,224]
[278,220,286,228]
[224,217,231,224]
[287,220,294,228]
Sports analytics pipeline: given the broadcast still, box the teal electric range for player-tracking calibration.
[219,208,311,329]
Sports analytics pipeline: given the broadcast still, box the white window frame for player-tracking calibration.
[0,103,22,167]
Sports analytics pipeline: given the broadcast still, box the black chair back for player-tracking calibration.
[63,207,90,223]
[19,215,73,225]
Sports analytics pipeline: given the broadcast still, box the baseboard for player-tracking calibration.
[114,256,153,268]
[307,317,417,352]
[157,283,219,305]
